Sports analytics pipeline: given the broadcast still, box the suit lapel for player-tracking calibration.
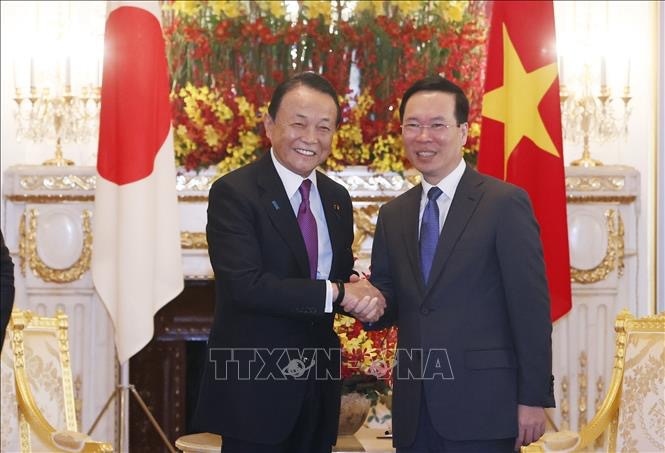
[401,186,426,295]
[425,167,484,295]
[256,155,310,277]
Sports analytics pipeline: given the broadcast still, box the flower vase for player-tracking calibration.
[338,392,371,436]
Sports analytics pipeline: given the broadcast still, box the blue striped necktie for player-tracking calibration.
[420,186,443,284]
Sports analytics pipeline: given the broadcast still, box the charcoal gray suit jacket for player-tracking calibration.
[370,166,555,446]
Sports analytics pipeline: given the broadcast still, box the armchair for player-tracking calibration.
[523,309,665,452]
[0,309,113,452]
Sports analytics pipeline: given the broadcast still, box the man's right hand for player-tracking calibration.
[340,279,386,322]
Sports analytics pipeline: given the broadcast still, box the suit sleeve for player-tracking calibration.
[207,178,331,319]
[496,188,555,408]
[0,231,15,345]
[366,206,398,330]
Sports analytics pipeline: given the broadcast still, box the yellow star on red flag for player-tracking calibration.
[481,24,559,176]
[477,0,571,322]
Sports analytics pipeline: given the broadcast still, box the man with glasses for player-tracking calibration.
[193,72,385,453]
[369,75,554,452]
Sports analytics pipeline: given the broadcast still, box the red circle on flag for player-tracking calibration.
[97,6,171,186]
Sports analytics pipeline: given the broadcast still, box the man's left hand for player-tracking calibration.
[514,404,546,451]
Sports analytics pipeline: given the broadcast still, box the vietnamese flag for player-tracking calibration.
[92,1,184,364]
[478,1,572,321]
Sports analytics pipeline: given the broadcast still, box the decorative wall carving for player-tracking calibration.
[19,208,93,283]
[352,205,379,256]
[552,165,639,434]
[565,175,625,191]
[180,232,207,250]
[578,352,588,429]
[19,174,97,192]
[570,209,624,284]
[560,376,570,430]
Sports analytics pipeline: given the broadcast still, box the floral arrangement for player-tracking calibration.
[334,314,397,406]
[162,0,487,173]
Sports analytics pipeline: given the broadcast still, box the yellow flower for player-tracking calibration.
[182,97,204,129]
[468,121,481,138]
[169,0,201,17]
[354,1,385,16]
[212,101,234,123]
[394,1,423,17]
[354,91,375,116]
[437,0,467,22]
[302,1,331,22]
[239,131,261,149]
[236,96,260,127]
[256,0,286,18]
[174,125,196,158]
[209,0,244,18]
[203,126,221,148]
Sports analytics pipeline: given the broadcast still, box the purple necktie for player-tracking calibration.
[297,179,318,279]
[420,186,443,284]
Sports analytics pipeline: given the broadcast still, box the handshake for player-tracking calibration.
[337,275,385,323]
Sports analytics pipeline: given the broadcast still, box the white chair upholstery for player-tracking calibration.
[523,309,665,452]
[0,309,112,452]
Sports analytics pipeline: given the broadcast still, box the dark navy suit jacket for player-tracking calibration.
[1,231,15,346]
[193,153,355,445]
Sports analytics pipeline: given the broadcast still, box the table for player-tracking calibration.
[333,427,395,453]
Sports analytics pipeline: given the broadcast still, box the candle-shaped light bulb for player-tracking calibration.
[30,58,35,88]
[625,58,631,88]
[65,57,71,88]
[12,60,18,91]
[559,56,565,85]
[600,57,607,86]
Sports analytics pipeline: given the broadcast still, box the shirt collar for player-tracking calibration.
[421,158,466,201]
[270,149,318,199]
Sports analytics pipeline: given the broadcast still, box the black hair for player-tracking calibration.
[399,75,469,124]
[267,72,341,125]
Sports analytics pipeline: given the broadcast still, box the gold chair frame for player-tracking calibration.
[7,309,113,452]
[524,309,665,452]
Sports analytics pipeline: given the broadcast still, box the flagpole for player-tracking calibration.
[120,361,130,452]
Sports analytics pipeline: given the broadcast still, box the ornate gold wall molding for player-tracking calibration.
[566,195,636,204]
[19,209,93,283]
[180,232,207,249]
[352,205,379,255]
[175,173,218,192]
[578,351,588,429]
[7,194,95,203]
[560,376,570,430]
[19,174,97,191]
[331,171,420,193]
[570,209,625,284]
[565,175,625,191]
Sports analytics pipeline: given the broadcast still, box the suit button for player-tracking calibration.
[420,306,430,315]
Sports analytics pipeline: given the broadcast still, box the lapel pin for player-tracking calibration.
[271,200,280,210]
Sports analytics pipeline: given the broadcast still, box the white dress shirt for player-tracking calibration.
[270,150,334,312]
[419,158,466,235]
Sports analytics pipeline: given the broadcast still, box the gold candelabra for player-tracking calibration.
[14,83,101,166]
[560,63,631,167]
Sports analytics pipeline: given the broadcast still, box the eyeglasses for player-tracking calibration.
[400,122,466,136]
